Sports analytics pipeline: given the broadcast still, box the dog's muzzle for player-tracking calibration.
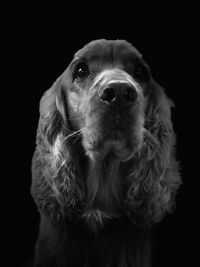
[99,82,138,105]
[92,68,140,106]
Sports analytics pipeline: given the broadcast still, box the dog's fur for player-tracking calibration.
[31,39,181,267]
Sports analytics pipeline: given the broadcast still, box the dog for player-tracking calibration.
[31,39,181,267]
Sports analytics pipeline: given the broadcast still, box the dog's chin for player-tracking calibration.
[84,138,134,163]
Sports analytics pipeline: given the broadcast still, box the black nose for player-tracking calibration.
[99,83,138,104]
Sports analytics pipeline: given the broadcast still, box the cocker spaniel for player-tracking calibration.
[31,39,181,267]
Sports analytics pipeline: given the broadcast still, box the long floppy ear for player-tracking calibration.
[38,75,68,145]
[125,79,181,225]
[31,75,84,226]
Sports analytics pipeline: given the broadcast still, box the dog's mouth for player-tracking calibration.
[83,128,134,162]
[107,142,131,161]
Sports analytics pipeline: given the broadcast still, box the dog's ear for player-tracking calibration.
[38,75,69,145]
[125,79,181,224]
[31,73,85,227]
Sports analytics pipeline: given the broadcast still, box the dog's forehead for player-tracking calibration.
[74,39,142,62]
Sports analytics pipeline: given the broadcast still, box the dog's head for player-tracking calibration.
[34,39,181,226]
[58,40,152,162]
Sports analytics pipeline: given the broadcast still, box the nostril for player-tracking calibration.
[100,87,116,103]
[123,87,138,102]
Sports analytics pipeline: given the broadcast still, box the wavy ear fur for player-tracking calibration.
[31,75,84,226]
[125,80,181,225]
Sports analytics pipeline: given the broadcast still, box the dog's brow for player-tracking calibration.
[92,68,141,92]
[87,53,106,62]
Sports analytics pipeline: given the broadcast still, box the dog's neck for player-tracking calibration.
[82,153,125,231]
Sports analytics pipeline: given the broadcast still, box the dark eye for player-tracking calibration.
[73,62,89,80]
[134,62,150,83]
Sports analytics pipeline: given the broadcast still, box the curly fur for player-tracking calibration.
[124,81,180,224]
[31,39,181,267]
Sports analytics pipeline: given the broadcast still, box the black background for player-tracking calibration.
[2,2,199,267]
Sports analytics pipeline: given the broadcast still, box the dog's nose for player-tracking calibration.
[99,83,138,104]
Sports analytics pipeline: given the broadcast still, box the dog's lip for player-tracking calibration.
[85,144,132,162]
[86,126,129,146]
[106,139,127,149]
[84,135,132,162]
[85,134,127,151]
[85,141,125,152]
[108,128,125,140]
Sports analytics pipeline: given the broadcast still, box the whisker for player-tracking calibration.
[143,129,158,147]
[64,128,86,142]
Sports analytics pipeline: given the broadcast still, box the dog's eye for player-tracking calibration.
[73,62,89,80]
[134,62,150,83]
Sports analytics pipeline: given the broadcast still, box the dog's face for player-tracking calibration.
[35,39,181,226]
[61,40,151,162]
